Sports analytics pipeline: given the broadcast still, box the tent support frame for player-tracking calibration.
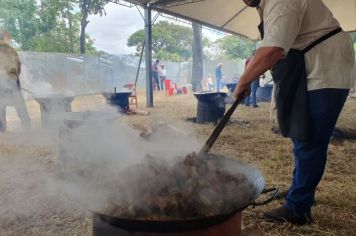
[144,4,154,107]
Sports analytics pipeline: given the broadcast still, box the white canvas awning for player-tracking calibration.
[123,0,356,40]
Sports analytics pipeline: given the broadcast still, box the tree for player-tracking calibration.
[0,0,98,54]
[0,0,42,50]
[33,0,75,52]
[218,33,356,59]
[52,0,97,54]
[217,35,256,59]
[58,0,78,53]
[192,22,203,91]
[78,0,119,54]
[127,21,195,62]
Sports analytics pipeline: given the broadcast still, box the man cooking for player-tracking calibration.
[0,29,31,132]
[235,0,355,225]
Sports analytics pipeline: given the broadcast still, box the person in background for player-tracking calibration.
[201,74,214,91]
[244,51,260,107]
[0,29,31,132]
[200,76,208,91]
[152,59,160,91]
[206,74,215,91]
[220,76,228,89]
[158,64,167,91]
[215,63,223,92]
[232,74,239,83]
[236,0,355,225]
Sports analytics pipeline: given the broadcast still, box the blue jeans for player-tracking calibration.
[152,72,160,90]
[285,88,349,216]
[245,80,259,106]
[216,77,221,92]
[159,76,166,90]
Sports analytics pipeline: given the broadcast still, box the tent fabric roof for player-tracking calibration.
[123,0,356,40]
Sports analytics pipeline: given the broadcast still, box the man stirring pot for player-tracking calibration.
[235,0,355,225]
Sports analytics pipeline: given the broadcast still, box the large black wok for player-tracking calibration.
[74,154,278,233]
[60,98,278,233]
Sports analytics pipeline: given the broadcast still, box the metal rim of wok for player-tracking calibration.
[88,155,279,233]
[194,92,228,103]
[93,189,278,233]
[93,189,277,233]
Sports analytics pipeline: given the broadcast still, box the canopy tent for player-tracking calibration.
[122,0,356,40]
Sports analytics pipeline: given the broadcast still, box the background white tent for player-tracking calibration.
[122,0,356,39]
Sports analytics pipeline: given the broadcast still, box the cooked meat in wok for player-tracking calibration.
[97,153,257,221]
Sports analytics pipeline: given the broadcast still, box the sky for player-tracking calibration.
[86,3,226,55]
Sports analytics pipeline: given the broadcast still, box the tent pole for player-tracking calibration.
[144,4,153,107]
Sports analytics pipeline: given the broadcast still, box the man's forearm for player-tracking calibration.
[239,47,284,87]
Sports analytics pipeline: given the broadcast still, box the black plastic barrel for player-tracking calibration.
[102,92,132,112]
[226,83,237,94]
[256,85,273,102]
[194,92,227,124]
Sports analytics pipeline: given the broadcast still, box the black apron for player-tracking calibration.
[258,22,342,141]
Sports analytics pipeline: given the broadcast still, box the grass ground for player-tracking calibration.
[0,90,355,235]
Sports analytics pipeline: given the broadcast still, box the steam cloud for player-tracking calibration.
[0,101,261,226]
[55,110,203,213]
[0,106,203,220]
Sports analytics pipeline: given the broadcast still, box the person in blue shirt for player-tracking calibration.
[215,63,223,92]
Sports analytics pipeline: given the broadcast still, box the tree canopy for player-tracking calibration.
[128,21,198,62]
[216,35,256,60]
[218,32,356,60]
[78,0,119,53]
[0,0,98,54]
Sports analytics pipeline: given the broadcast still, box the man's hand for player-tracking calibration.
[234,81,251,100]
[233,47,284,100]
